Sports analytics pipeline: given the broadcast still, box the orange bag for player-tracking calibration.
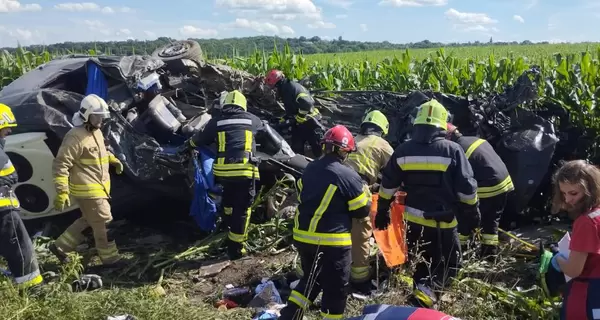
[370,192,408,268]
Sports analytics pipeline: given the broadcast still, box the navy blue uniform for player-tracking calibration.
[277,79,324,158]
[280,154,370,320]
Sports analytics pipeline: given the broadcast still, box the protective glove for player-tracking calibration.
[54,193,71,211]
[109,155,123,175]
[369,183,380,193]
[374,205,391,230]
[551,252,567,272]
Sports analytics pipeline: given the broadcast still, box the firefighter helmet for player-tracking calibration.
[0,103,17,130]
[414,99,449,129]
[223,90,247,111]
[78,94,110,122]
[322,125,356,153]
[265,69,284,87]
[361,110,389,136]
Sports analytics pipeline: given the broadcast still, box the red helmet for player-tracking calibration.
[265,69,284,87]
[322,125,356,152]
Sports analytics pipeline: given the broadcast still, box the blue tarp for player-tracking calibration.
[189,147,221,232]
[85,62,108,99]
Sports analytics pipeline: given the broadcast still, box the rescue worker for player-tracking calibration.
[279,125,370,320]
[345,110,394,293]
[49,94,124,266]
[264,69,325,158]
[374,100,480,308]
[446,123,514,258]
[0,103,43,288]
[183,90,263,260]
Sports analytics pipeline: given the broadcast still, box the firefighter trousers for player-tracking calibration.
[291,119,324,158]
[55,198,120,264]
[220,178,255,252]
[406,221,461,289]
[0,209,43,288]
[280,242,351,320]
[561,277,600,320]
[350,216,372,284]
[479,193,507,248]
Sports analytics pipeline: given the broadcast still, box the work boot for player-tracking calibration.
[226,240,246,260]
[480,244,499,261]
[351,280,373,295]
[49,242,71,264]
[412,283,438,309]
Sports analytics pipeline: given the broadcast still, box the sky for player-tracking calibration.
[0,0,598,47]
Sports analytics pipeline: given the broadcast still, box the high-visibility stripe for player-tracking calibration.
[457,191,478,205]
[482,233,499,246]
[68,181,110,197]
[14,269,43,288]
[378,186,397,200]
[403,206,457,229]
[289,290,311,309]
[308,184,338,232]
[321,312,344,319]
[216,119,252,126]
[293,229,351,246]
[79,156,109,165]
[229,208,252,243]
[347,191,368,211]
[0,160,15,176]
[397,156,451,172]
[217,132,226,152]
[244,130,252,152]
[465,138,486,159]
[351,266,370,281]
[477,176,514,198]
[296,178,303,202]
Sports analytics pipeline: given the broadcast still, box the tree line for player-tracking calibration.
[0,36,584,57]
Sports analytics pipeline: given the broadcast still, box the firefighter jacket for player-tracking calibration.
[277,79,320,124]
[191,105,264,179]
[451,135,514,199]
[346,133,394,185]
[0,142,19,211]
[378,125,480,229]
[53,126,116,199]
[293,154,371,247]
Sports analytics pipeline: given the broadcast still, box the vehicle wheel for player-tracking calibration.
[152,40,203,63]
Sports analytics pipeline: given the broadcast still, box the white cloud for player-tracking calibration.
[272,13,296,20]
[524,0,538,10]
[379,0,447,7]
[54,2,131,14]
[325,0,352,9]
[359,23,367,32]
[82,19,110,35]
[0,0,41,12]
[280,25,295,35]
[513,15,524,23]
[179,25,218,38]
[117,28,131,35]
[221,18,297,35]
[308,20,336,29]
[335,14,347,19]
[215,0,322,20]
[445,8,497,25]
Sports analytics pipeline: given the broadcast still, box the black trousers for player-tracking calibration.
[280,242,351,320]
[291,119,324,158]
[0,209,41,286]
[220,178,255,247]
[480,193,508,246]
[406,221,461,289]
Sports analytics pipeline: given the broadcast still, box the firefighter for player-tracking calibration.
[264,69,325,158]
[183,90,263,260]
[279,125,370,320]
[49,94,124,266]
[374,100,480,308]
[345,110,394,293]
[0,103,43,288]
[446,123,514,258]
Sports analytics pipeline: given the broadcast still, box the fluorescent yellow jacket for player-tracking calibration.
[346,134,394,185]
[53,126,118,199]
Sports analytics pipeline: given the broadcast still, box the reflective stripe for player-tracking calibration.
[295,105,319,123]
[244,130,252,152]
[351,266,370,281]
[54,176,68,185]
[482,233,499,246]
[69,181,110,198]
[56,230,80,251]
[79,156,109,165]
[397,156,451,172]
[217,132,226,152]
[289,290,311,309]
[293,229,352,246]
[321,312,344,319]
[296,92,310,102]
[229,208,252,243]
[0,197,19,209]
[213,168,260,179]
[477,176,514,198]
[465,138,486,159]
[296,178,303,202]
[403,206,457,229]
[457,191,478,205]
[378,186,397,200]
[348,191,368,211]
[308,184,338,232]
[0,160,15,176]
[216,119,252,126]
[14,269,43,288]
[224,207,233,215]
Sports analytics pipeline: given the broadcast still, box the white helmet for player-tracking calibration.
[78,94,110,122]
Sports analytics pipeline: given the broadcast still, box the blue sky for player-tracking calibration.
[0,0,598,47]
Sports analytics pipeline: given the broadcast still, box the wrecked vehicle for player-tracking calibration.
[0,41,307,221]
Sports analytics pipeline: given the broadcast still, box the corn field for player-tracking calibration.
[3,44,600,132]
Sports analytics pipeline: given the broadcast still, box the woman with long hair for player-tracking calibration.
[550,160,600,319]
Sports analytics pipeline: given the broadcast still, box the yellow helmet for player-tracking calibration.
[361,110,389,136]
[0,103,17,130]
[223,90,247,111]
[413,99,448,129]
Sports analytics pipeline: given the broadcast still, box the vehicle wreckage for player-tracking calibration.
[0,40,572,229]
